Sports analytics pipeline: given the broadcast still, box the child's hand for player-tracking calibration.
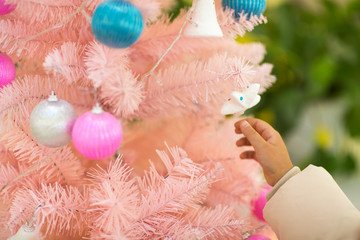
[234,118,293,186]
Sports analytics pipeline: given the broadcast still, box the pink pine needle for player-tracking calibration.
[9,183,87,235]
[137,54,260,117]
[184,205,248,239]
[87,158,140,234]
[43,42,87,85]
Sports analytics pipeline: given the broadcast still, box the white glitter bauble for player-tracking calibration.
[30,92,77,148]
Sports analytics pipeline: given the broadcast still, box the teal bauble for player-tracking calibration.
[91,0,144,48]
[222,0,266,18]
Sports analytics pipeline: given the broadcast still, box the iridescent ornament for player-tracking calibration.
[30,92,77,148]
[222,0,266,18]
[72,104,123,160]
[0,0,16,15]
[251,186,271,221]
[0,53,16,88]
[91,0,144,48]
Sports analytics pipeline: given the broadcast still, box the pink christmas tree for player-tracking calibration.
[0,0,276,239]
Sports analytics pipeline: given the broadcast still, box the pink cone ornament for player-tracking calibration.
[251,186,271,221]
[0,0,16,15]
[0,53,16,88]
[72,104,123,160]
[246,234,271,240]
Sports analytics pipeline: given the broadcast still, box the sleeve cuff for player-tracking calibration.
[266,166,301,201]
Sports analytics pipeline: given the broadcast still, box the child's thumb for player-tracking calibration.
[240,120,266,148]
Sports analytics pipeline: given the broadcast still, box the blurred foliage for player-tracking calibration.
[247,0,360,174]
[305,149,357,174]
[172,0,360,174]
[248,0,360,138]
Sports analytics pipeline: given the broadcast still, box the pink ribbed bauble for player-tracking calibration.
[0,0,17,15]
[247,234,270,240]
[251,186,272,221]
[72,105,122,160]
[0,53,16,88]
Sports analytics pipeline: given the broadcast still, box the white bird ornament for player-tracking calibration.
[221,83,261,115]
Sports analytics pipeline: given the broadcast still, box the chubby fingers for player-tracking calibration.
[240,151,256,159]
[236,137,251,147]
[236,120,267,149]
[235,118,278,144]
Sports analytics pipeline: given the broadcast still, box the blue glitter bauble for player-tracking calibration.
[91,0,144,48]
[222,0,266,18]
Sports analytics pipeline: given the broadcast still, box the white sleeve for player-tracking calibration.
[264,165,360,240]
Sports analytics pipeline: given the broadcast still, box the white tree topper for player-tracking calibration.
[184,0,223,38]
[221,84,261,115]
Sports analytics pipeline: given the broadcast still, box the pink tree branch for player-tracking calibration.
[183,205,248,239]
[87,158,140,234]
[43,42,88,85]
[218,9,267,39]
[9,183,88,235]
[136,54,258,118]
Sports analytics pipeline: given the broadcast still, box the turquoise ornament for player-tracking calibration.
[91,0,144,48]
[222,0,266,18]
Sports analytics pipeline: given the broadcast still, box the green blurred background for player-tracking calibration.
[173,0,360,207]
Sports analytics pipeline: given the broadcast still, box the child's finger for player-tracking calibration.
[236,137,251,147]
[235,127,242,134]
[245,118,278,143]
[234,120,243,131]
[239,120,267,148]
[234,121,243,134]
[240,151,256,159]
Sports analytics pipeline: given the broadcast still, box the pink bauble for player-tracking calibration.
[0,0,17,15]
[72,105,122,160]
[0,53,16,88]
[247,234,271,240]
[252,186,272,221]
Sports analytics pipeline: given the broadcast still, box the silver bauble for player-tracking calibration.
[30,92,77,148]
